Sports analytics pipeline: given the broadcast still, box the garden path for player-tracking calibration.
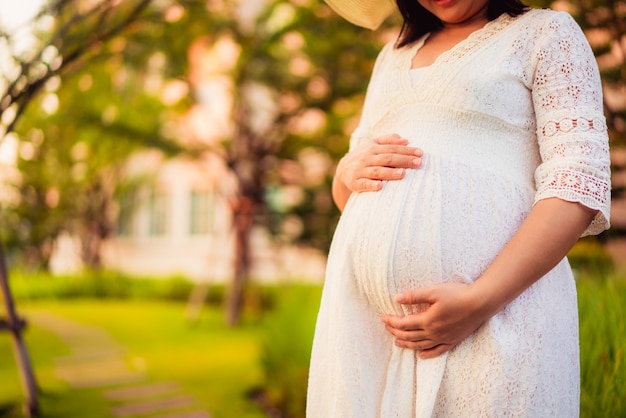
[27,310,211,418]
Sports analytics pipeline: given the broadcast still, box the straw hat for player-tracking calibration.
[324,0,397,30]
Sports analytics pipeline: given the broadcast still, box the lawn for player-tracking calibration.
[578,277,626,417]
[0,274,625,418]
[0,299,268,418]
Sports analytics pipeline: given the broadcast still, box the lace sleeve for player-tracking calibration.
[532,11,611,236]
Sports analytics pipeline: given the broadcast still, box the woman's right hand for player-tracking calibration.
[332,133,423,210]
[337,133,423,192]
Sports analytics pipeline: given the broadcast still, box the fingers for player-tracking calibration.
[356,178,383,192]
[372,152,422,170]
[373,142,423,158]
[368,167,407,181]
[337,133,424,193]
[381,319,442,352]
[395,288,434,305]
[376,133,408,146]
[343,161,413,193]
[418,344,451,359]
[373,134,424,159]
[383,322,427,342]
[394,338,440,351]
[381,315,452,357]
[350,173,393,193]
[376,133,409,146]
[381,313,423,331]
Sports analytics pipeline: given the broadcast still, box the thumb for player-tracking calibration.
[395,287,434,305]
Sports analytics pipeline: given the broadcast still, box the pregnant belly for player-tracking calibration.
[332,158,534,315]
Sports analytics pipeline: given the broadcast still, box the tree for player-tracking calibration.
[7,56,183,269]
[4,0,623,328]
[0,1,161,415]
[0,1,166,265]
[0,0,156,137]
[186,0,389,325]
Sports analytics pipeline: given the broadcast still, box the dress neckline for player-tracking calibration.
[400,10,535,102]
[406,11,516,71]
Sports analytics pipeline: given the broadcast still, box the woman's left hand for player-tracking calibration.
[380,283,491,359]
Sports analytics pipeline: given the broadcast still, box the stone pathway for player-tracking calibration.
[27,311,211,418]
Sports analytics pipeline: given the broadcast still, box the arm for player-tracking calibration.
[382,12,611,359]
[381,197,597,358]
[332,134,423,211]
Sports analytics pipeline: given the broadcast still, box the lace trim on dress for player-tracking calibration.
[530,11,611,235]
[435,12,517,66]
[541,116,607,137]
[535,164,611,235]
[408,12,530,104]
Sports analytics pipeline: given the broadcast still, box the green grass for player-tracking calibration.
[0,306,108,418]
[1,272,625,418]
[7,270,197,302]
[1,317,71,416]
[258,286,321,417]
[578,277,626,417]
[1,299,267,418]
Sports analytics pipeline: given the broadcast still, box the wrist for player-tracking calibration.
[467,278,505,321]
[332,162,352,211]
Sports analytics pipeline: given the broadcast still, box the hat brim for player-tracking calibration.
[324,0,397,30]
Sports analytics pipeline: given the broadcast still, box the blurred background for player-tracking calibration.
[0,0,624,417]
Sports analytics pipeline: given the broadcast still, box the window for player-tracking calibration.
[190,190,214,235]
[117,190,136,237]
[149,191,168,236]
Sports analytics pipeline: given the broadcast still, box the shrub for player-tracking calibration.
[578,276,626,417]
[8,270,194,302]
[256,285,321,418]
[568,238,614,279]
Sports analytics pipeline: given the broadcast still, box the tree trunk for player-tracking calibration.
[79,183,112,270]
[0,236,39,417]
[80,221,104,270]
[225,195,254,327]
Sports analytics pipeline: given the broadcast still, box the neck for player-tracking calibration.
[441,9,489,33]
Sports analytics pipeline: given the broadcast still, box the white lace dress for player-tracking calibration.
[307,9,611,418]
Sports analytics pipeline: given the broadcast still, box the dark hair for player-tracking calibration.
[395,0,529,48]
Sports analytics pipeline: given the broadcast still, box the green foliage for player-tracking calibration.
[0,317,107,418]
[258,3,387,251]
[8,270,194,302]
[578,276,626,417]
[567,237,615,278]
[5,46,184,267]
[8,270,281,315]
[253,279,626,418]
[256,285,321,418]
[1,0,388,272]
[0,300,266,418]
[1,275,625,418]
[1,0,197,269]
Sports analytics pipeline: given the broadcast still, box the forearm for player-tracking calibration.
[470,198,597,317]
[383,197,599,358]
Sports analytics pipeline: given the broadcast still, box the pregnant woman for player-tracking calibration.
[306,0,612,417]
